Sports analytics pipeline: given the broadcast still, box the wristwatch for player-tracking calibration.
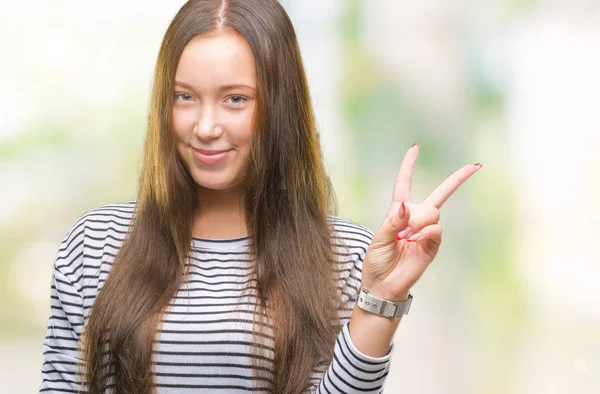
[357,288,413,318]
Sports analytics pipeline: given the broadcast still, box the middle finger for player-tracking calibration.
[392,142,420,203]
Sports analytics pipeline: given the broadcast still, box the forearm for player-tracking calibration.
[347,285,409,357]
[347,303,402,357]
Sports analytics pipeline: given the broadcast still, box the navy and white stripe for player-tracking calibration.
[40,202,392,393]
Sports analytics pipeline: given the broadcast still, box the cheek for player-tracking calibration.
[171,110,193,139]
[237,124,254,143]
[225,112,254,144]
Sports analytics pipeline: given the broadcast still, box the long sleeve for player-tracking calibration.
[40,220,87,393]
[314,323,391,393]
[311,217,393,393]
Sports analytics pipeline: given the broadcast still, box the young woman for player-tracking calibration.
[40,0,481,393]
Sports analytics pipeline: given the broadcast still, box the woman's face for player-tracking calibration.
[171,30,257,193]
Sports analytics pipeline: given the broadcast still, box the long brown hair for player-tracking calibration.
[82,0,342,392]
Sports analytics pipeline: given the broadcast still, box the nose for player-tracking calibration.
[193,106,223,140]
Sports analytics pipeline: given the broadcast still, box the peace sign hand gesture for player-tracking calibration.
[361,143,482,302]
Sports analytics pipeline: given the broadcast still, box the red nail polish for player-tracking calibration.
[413,142,419,148]
[396,235,403,241]
[474,163,482,170]
[401,202,406,217]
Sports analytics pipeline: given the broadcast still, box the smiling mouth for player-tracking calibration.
[192,148,231,164]
[193,148,231,155]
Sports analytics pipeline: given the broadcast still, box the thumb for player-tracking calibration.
[378,201,411,242]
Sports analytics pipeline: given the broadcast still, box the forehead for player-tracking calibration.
[175,31,257,90]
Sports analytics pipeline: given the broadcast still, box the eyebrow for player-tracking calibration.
[174,81,256,92]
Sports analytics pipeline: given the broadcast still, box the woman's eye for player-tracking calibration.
[226,95,247,105]
[174,93,193,102]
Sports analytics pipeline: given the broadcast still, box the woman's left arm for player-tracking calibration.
[349,142,482,356]
[313,144,481,392]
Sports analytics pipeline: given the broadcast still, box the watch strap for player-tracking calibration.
[357,288,413,318]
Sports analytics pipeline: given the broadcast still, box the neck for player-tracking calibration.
[193,187,247,239]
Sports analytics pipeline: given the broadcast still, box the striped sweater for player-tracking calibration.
[40,201,392,393]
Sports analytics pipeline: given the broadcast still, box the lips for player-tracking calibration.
[192,148,231,165]
[193,148,230,155]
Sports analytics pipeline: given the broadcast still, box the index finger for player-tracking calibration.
[422,163,482,208]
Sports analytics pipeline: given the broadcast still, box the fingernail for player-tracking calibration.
[396,226,412,240]
[413,142,419,148]
[474,163,482,170]
[407,232,421,241]
[398,202,406,219]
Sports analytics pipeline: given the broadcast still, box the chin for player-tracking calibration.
[191,173,242,192]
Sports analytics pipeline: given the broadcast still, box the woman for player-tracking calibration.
[40,0,481,393]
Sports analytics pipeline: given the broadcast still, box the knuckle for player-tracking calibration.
[424,206,440,223]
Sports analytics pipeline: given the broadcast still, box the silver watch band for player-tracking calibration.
[357,288,413,318]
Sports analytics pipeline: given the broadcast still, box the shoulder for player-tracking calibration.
[59,200,136,246]
[64,200,137,241]
[327,215,374,253]
[70,200,137,229]
[54,201,137,285]
[70,199,137,249]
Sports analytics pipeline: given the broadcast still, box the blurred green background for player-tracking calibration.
[1,0,599,392]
